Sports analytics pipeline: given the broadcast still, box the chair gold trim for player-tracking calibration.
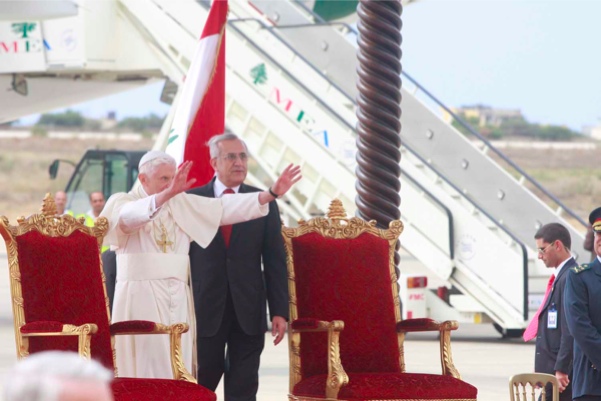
[0,193,194,382]
[509,373,559,401]
[282,199,468,401]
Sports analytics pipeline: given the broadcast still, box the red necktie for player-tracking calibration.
[523,274,555,342]
[220,188,235,247]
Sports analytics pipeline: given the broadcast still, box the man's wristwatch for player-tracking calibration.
[268,187,280,198]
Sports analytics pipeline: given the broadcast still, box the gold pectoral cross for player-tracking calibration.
[156,225,173,253]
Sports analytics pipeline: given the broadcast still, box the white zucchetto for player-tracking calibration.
[138,151,176,170]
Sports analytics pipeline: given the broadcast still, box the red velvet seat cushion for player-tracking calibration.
[112,378,216,401]
[110,320,156,334]
[20,321,65,333]
[397,318,442,332]
[291,318,321,330]
[293,372,478,400]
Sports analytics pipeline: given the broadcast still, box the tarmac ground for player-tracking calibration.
[0,250,533,401]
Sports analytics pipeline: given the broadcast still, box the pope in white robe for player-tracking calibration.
[100,151,301,379]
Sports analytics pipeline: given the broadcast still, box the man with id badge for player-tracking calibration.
[523,223,575,401]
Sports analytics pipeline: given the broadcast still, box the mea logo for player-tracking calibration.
[248,62,329,146]
[12,22,36,39]
[1,21,49,54]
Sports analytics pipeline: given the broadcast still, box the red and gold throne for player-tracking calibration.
[282,199,478,401]
[0,194,215,401]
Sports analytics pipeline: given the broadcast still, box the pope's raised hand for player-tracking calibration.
[169,161,197,195]
[271,164,302,196]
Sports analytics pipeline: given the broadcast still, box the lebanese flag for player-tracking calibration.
[166,0,228,186]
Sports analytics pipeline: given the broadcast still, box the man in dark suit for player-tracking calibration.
[523,223,575,401]
[188,133,288,401]
[565,207,601,401]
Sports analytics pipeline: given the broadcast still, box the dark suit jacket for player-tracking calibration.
[565,257,601,398]
[188,179,289,336]
[535,257,576,377]
[101,250,117,313]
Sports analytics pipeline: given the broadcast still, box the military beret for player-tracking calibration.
[589,206,601,233]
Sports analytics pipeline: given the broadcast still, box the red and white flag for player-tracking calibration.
[166,0,228,186]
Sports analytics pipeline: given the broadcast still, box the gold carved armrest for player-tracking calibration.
[110,321,194,382]
[290,318,349,399]
[396,318,461,378]
[20,321,98,359]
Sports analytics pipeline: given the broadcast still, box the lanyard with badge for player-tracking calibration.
[548,302,558,329]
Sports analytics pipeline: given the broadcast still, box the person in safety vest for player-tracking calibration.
[78,191,108,252]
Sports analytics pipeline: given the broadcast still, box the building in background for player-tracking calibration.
[443,104,523,127]
[582,122,601,140]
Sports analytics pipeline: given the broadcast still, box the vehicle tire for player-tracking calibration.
[493,323,524,339]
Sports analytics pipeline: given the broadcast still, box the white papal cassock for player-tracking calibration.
[101,185,268,379]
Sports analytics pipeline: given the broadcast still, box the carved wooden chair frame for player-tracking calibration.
[282,199,463,400]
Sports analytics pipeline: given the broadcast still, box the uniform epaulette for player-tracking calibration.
[572,264,591,274]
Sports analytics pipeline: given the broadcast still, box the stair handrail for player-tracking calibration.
[400,71,588,229]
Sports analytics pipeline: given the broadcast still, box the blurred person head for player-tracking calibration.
[208,133,249,188]
[138,151,176,195]
[589,206,601,257]
[54,191,68,215]
[89,192,105,218]
[534,223,572,268]
[4,351,113,401]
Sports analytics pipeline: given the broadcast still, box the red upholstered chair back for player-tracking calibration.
[0,195,114,370]
[283,200,404,379]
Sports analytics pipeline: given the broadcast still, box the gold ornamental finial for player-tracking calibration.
[41,193,57,217]
[326,199,347,220]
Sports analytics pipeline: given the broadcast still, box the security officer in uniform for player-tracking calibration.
[565,206,601,401]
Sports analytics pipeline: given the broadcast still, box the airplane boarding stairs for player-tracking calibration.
[1,0,588,334]
[121,0,586,333]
